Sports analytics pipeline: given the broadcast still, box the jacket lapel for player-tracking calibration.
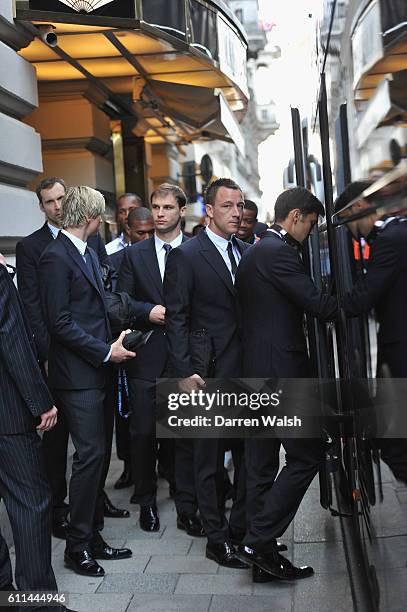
[140,236,163,300]
[198,231,236,296]
[58,233,101,295]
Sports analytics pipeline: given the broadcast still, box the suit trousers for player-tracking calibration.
[46,370,116,524]
[53,389,106,552]
[245,438,281,533]
[128,378,175,506]
[243,437,325,553]
[194,438,246,545]
[0,433,59,611]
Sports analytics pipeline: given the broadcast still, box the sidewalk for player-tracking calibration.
[32,450,353,612]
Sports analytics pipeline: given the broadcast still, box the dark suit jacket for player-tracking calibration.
[0,266,54,434]
[235,232,337,378]
[16,222,109,363]
[344,220,407,376]
[117,234,187,381]
[163,230,250,378]
[109,247,126,291]
[39,232,111,390]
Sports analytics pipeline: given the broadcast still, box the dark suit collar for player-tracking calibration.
[57,232,103,296]
[139,236,164,299]
[197,230,236,296]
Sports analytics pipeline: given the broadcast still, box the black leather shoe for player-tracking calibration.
[237,545,313,581]
[64,549,105,577]
[52,516,70,540]
[253,565,276,583]
[91,539,132,560]
[140,505,160,532]
[206,542,249,569]
[114,464,133,489]
[103,491,130,518]
[177,513,205,537]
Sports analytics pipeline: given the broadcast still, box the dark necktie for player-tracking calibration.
[227,241,238,277]
[163,243,172,268]
[84,248,97,284]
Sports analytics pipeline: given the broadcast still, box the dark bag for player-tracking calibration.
[105,291,138,336]
[189,329,215,377]
[109,329,153,352]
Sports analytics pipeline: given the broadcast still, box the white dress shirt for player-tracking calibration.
[47,222,60,239]
[205,226,241,282]
[155,232,183,280]
[106,233,128,255]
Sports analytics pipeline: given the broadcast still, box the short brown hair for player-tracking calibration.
[204,178,242,206]
[150,183,187,209]
[36,177,66,203]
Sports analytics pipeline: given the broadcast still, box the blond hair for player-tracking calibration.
[61,186,105,228]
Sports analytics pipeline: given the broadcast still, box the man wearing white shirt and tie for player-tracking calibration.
[163,178,250,567]
[118,183,191,532]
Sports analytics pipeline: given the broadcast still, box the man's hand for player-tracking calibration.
[109,330,137,363]
[37,406,58,431]
[43,360,49,377]
[178,374,206,393]
[149,305,166,325]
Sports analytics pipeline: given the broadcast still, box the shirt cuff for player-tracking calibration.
[104,347,112,362]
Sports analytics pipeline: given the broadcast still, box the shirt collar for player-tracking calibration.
[155,231,183,251]
[205,226,233,252]
[61,229,87,256]
[47,222,60,239]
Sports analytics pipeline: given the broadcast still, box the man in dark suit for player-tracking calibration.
[236,187,337,581]
[164,178,250,568]
[109,207,154,491]
[118,184,194,533]
[40,186,135,577]
[335,181,407,484]
[0,255,77,612]
[16,177,126,537]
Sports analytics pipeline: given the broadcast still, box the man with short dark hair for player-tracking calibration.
[106,192,143,255]
[236,187,337,582]
[164,177,250,568]
[237,199,258,244]
[40,186,135,577]
[118,183,189,531]
[15,177,123,538]
[109,207,154,491]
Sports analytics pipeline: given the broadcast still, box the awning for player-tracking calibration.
[357,71,407,146]
[16,0,249,145]
[134,79,245,153]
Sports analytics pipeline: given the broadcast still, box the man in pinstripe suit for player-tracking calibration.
[0,256,77,611]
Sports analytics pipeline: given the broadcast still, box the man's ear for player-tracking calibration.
[205,204,214,219]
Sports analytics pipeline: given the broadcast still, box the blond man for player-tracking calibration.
[39,186,135,577]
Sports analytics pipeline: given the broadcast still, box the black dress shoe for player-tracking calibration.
[140,504,160,532]
[177,513,205,537]
[114,464,133,490]
[91,539,132,560]
[237,545,313,581]
[52,516,70,540]
[64,549,105,577]
[253,565,276,583]
[206,542,249,568]
[103,491,130,518]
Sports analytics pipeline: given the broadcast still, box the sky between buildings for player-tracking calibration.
[256,0,323,217]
